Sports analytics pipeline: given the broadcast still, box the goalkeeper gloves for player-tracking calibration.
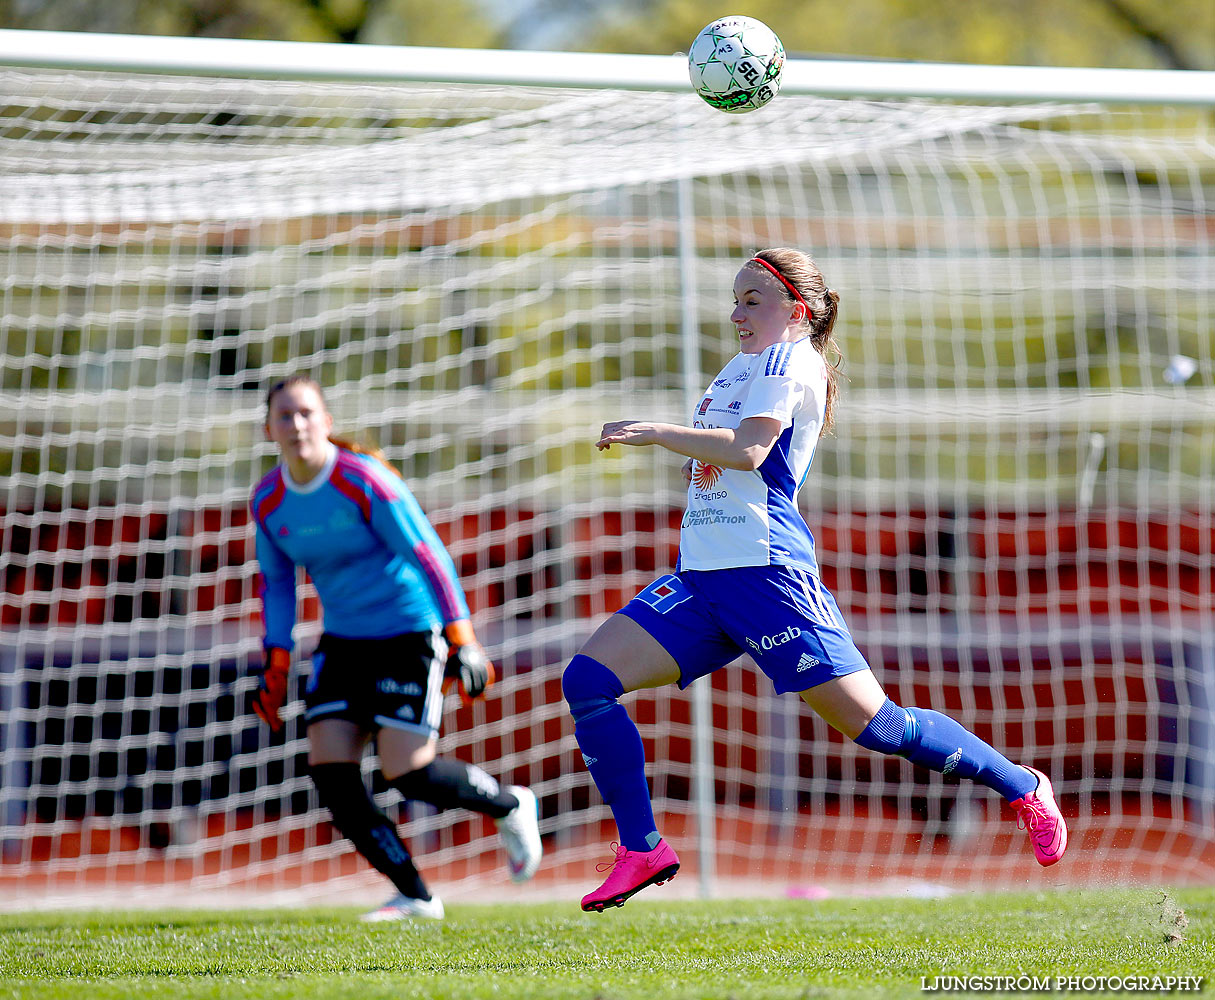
[252,646,291,732]
[443,620,494,704]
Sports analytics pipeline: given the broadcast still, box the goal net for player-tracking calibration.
[1,50,1213,907]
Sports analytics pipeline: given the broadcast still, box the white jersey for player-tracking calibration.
[680,339,827,572]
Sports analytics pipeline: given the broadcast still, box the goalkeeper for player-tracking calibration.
[249,374,541,921]
[566,248,1067,913]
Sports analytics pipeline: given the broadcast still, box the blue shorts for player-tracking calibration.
[617,565,870,695]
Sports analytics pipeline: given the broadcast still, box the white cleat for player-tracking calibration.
[495,785,543,883]
[360,893,445,922]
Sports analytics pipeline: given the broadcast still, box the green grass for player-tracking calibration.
[1,888,1210,1000]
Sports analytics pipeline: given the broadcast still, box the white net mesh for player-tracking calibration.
[1,65,1213,906]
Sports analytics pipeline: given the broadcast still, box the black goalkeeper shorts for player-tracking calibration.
[303,629,446,737]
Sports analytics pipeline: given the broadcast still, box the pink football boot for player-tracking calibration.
[581,840,680,912]
[1011,765,1068,866]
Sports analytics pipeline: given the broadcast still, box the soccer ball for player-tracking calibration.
[688,16,785,114]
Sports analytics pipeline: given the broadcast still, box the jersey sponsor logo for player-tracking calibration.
[634,574,694,614]
[745,625,803,653]
[698,396,712,415]
[378,679,424,696]
[682,507,747,528]
[713,368,752,389]
[329,509,360,531]
[727,400,742,411]
[691,462,722,490]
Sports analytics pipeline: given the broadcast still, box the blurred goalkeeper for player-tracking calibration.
[249,374,541,921]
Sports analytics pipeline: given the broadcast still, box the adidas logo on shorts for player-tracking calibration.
[582,754,598,768]
[796,653,820,672]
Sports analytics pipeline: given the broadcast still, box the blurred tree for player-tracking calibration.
[357,0,500,46]
[582,0,1213,70]
[0,0,501,46]
[1090,0,1196,70]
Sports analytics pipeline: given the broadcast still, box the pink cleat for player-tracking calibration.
[580,840,680,912]
[1011,765,1067,866]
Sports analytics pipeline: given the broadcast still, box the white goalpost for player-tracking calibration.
[1,29,1213,907]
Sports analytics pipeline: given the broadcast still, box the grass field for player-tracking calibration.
[1,887,1209,1000]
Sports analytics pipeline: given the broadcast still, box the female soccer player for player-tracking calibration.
[564,248,1067,912]
[250,375,542,921]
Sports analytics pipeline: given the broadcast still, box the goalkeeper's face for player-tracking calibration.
[265,382,334,473]
[731,267,803,355]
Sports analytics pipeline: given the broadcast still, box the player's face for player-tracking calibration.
[265,383,333,471]
[731,267,801,354]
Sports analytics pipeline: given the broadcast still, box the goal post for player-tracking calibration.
[1,30,1213,907]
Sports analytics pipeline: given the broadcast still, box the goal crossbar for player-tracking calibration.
[0,28,1213,105]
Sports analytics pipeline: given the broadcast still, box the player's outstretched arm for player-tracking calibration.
[596,416,781,471]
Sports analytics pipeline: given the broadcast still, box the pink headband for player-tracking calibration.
[749,257,813,320]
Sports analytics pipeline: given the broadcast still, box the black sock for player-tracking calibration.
[310,761,430,900]
[389,757,518,820]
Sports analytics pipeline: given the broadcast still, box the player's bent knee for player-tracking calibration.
[389,766,426,801]
[309,761,380,823]
[852,698,916,757]
[562,654,626,724]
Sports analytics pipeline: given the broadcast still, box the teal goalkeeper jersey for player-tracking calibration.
[250,444,469,651]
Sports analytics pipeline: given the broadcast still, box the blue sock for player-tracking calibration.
[855,699,1037,802]
[562,654,660,853]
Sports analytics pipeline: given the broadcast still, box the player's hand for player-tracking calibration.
[252,647,290,732]
[596,420,662,451]
[443,620,495,704]
[681,458,694,484]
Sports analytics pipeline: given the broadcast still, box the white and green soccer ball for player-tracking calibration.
[688,15,785,114]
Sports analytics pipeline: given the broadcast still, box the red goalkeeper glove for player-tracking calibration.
[443,620,494,704]
[252,647,291,732]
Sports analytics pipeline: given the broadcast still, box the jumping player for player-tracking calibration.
[250,374,542,921]
[564,248,1067,912]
